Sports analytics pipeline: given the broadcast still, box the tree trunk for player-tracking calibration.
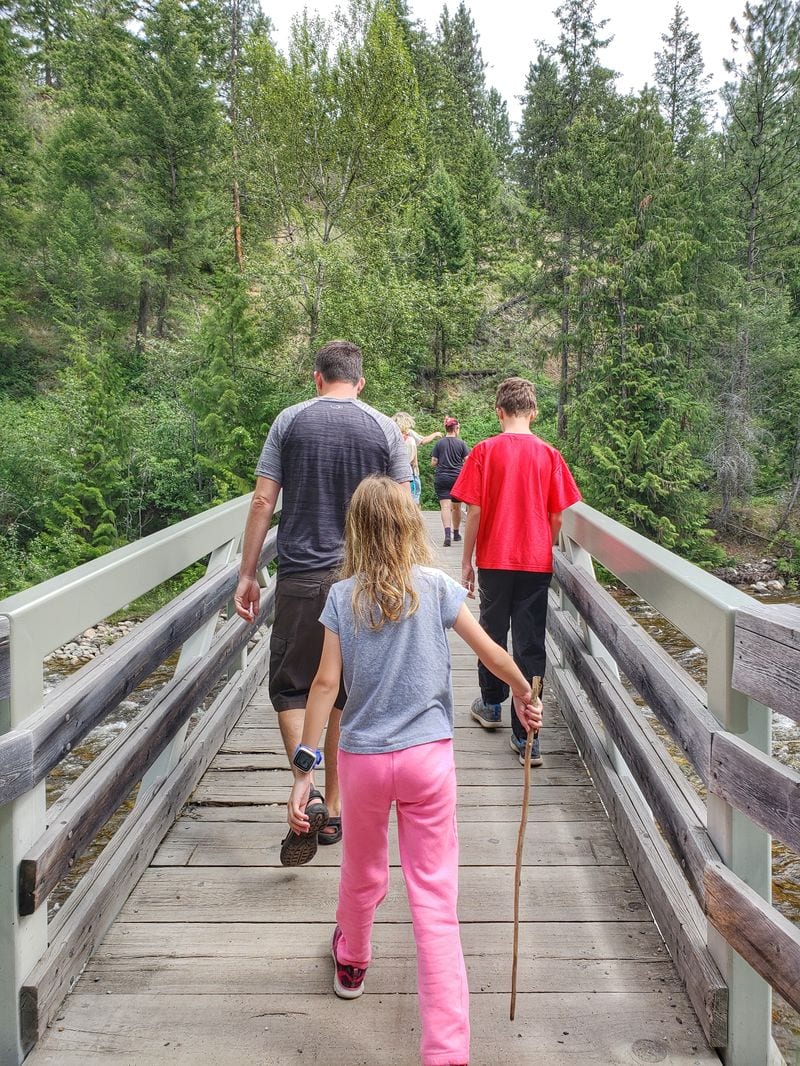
[232,170,244,271]
[432,322,443,412]
[308,260,324,350]
[773,474,800,533]
[557,231,572,440]
[230,0,244,271]
[557,295,570,439]
[135,278,150,352]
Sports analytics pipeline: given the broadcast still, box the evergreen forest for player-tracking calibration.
[2,0,800,596]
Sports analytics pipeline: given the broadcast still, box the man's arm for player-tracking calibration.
[460,504,480,597]
[234,476,281,621]
[287,628,342,832]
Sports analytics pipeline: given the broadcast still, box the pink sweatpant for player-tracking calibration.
[336,739,470,1066]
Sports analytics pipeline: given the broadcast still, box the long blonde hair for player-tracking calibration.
[342,475,433,630]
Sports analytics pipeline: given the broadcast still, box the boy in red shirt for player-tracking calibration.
[451,377,581,766]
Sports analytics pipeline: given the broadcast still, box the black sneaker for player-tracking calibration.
[453,530,462,542]
[443,532,451,547]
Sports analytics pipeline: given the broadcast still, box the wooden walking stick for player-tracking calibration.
[510,676,541,1022]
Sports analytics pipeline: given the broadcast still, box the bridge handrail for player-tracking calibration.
[556,501,795,1066]
[18,559,277,915]
[0,530,276,810]
[0,492,277,1064]
[0,494,255,667]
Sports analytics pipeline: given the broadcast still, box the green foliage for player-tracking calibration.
[131,0,224,341]
[0,19,33,367]
[3,0,800,599]
[653,4,712,149]
[45,343,126,554]
[436,1,486,126]
[188,271,263,501]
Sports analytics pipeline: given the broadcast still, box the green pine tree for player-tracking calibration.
[436,1,486,126]
[0,18,34,392]
[415,164,478,408]
[654,4,712,150]
[131,0,224,344]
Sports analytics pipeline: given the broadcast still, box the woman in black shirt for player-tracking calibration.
[431,417,470,547]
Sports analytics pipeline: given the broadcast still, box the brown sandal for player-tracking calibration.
[279,789,329,866]
[318,816,341,845]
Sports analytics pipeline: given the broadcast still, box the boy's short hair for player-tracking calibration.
[495,377,537,417]
[314,340,363,385]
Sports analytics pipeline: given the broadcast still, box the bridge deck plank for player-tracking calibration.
[26,513,717,1065]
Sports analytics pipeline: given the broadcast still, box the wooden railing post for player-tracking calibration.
[137,538,239,799]
[0,623,47,1065]
[705,638,774,1066]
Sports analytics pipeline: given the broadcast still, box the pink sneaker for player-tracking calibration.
[331,925,367,999]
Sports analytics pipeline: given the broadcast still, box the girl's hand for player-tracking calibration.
[513,690,543,734]
[288,777,312,834]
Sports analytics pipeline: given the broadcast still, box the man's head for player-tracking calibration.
[313,340,365,393]
[495,377,537,419]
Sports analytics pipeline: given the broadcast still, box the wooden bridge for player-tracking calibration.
[1,503,799,1065]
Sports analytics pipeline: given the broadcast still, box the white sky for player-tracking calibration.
[268,0,740,124]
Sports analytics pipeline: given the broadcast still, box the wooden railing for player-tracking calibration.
[550,502,799,1066]
[0,495,276,1064]
[2,494,798,1065]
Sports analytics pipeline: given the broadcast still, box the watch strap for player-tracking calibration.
[292,744,322,770]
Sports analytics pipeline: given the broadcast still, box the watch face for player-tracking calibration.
[293,748,316,773]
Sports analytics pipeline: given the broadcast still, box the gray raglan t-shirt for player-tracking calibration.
[255,397,412,575]
[319,566,468,754]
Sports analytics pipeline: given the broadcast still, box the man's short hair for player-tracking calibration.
[314,340,363,385]
[495,377,537,417]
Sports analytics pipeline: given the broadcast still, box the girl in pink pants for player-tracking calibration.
[288,476,542,1066]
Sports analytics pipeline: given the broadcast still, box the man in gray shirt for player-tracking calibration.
[234,340,412,863]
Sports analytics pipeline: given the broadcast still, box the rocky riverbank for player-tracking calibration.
[710,558,786,594]
[43,620,139,668]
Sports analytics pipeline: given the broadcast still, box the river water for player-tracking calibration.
[43,587,800,1058]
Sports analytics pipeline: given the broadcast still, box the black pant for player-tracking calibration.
[477,569,551,740]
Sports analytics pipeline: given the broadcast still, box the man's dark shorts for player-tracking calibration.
[269,569,347,712]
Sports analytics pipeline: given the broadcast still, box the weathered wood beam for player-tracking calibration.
[553,550,720,784]
[548,650,728,1048]
[548,607,719,905]
[18,628,271,1053]
[733,602,800,723]
[710,730,800,855]
[705,861,800,1015]
[17,585,275,916]
[0,531,276,808]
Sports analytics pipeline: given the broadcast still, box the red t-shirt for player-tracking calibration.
[451,432,581,572]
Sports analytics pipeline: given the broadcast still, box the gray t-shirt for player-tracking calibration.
[256,397,412,575]
[319,566,468,754]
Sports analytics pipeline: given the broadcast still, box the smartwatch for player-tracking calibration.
[292,744,321,774]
